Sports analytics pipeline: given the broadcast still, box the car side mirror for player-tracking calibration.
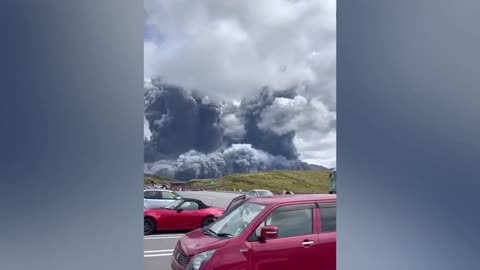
[175,196,182,200]
[260,225,278,240]
[177,209,184,213]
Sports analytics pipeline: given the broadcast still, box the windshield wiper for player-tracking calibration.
[202,228,233,238]
[202,228,216,236]
[215,233,234,238]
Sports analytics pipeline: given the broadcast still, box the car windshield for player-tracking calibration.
[208,202,265,237]
[258,190,273,197]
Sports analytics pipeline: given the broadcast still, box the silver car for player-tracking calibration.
[246,189,274,198]
[143,189,183,208]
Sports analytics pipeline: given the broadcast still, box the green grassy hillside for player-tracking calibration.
[186,170,332,194]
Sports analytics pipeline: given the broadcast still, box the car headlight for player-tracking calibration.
[186,249,216,270]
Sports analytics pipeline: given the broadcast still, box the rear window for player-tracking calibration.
[144,191,160,199]
[257,191,273,197]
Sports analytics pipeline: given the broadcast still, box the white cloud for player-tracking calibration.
[258,95,335,135]
[220,113,245,141]
[144,0,335,100]
[144,0,336,166]
[294,129,336,168]
[258,95,336,167]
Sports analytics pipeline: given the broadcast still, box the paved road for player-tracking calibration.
[144,191,240,270]
[179,191,242,208]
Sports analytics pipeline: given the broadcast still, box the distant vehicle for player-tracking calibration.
[246,189,274,198]
[144,198,224,235]
[171,194,336,270]
[328,170,336,194]
[144,189,183,209]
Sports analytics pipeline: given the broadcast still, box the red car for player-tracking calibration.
[144,198,225,235]
[171,194,336,270]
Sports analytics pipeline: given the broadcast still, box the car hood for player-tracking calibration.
[179,229,230,255]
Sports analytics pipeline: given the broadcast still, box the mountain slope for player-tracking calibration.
[187,170,331,194]
[307,163,329,170]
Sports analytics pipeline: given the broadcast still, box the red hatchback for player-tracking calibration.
[171,194,336,270]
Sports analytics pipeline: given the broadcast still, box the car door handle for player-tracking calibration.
[302,240,314,246]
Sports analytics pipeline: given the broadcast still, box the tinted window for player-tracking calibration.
[256,207,313,238]
[179,201,199,210]
[320,206,336,232]
[144,191,160,199]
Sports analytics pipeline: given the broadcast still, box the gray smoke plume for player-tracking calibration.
[144,79,223,162]
[144,79,330,180]
[144,144,309,180]
[237,87,300,159]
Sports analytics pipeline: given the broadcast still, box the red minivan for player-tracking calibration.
[171,194,336,270]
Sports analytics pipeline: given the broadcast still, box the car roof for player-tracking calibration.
[177,197,210,209]
[250,189,271,192]
[248,194,336,205]
[182,197,206,204]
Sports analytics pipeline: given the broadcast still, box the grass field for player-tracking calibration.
[145,170,332,194]
[186,170,332,194]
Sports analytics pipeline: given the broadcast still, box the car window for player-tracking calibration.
[144,191,160,199]
[179,201,199,210]
[320,206,336,232]
[255,206,313,238]
[257,191,273,197]
[162,191,176,199]
[165,200,183,209]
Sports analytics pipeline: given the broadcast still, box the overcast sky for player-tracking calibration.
[144,0,336,168]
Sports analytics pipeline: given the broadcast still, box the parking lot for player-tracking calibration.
[144,191,240,270]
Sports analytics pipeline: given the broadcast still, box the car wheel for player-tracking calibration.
[202,216,215,227]
[144,218,156,235]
